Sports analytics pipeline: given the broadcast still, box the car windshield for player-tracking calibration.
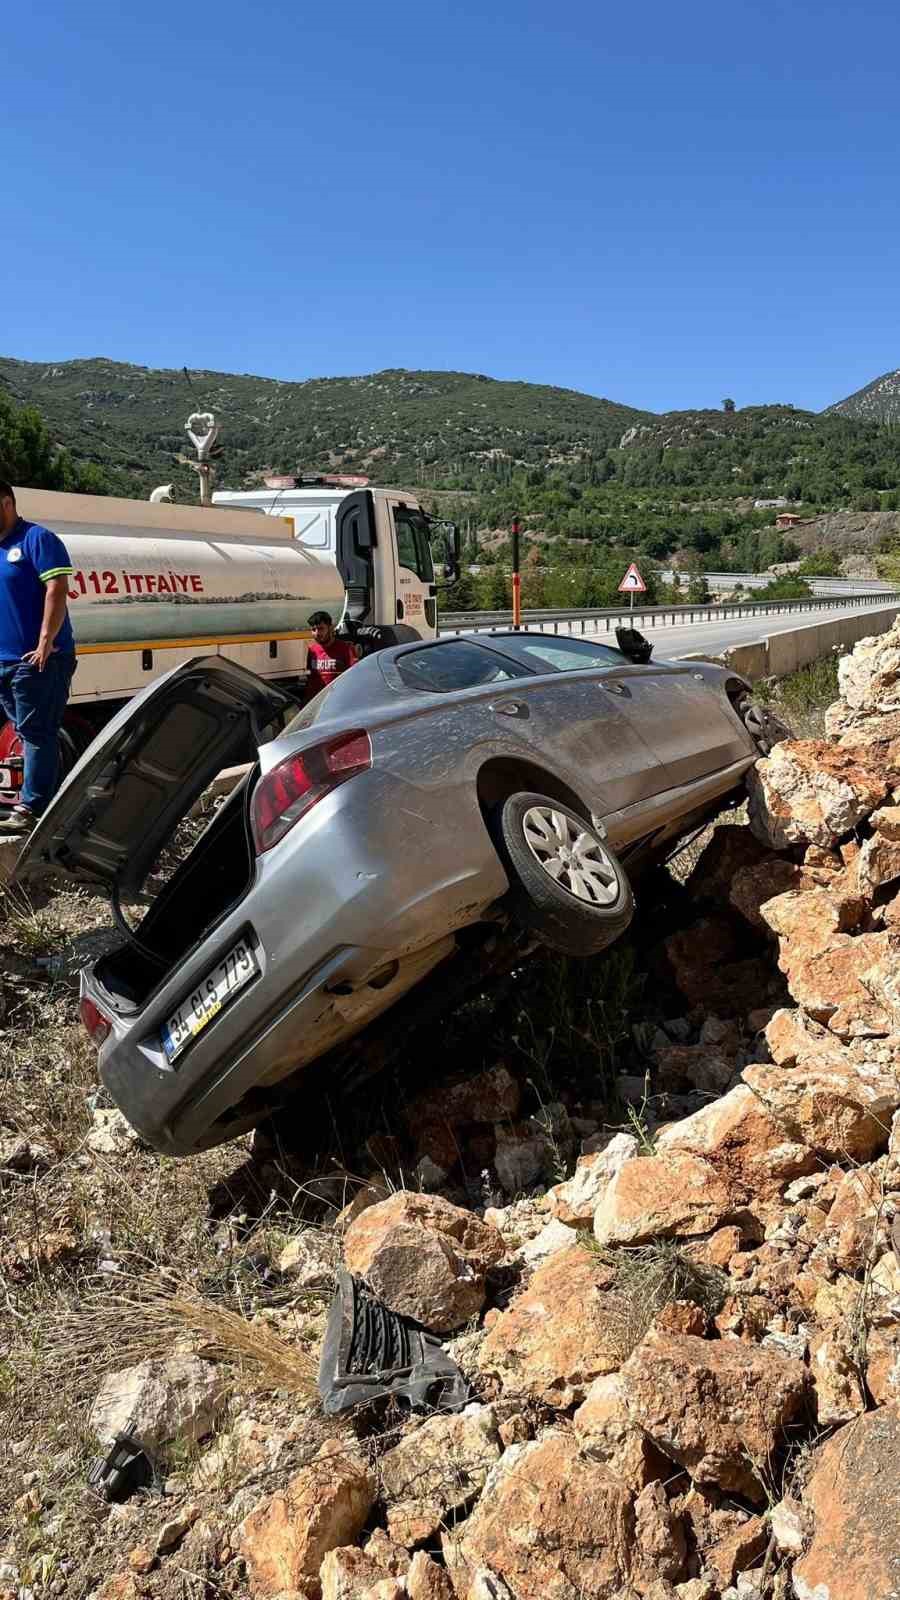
[485,634,626,673]
[395,639,526,693]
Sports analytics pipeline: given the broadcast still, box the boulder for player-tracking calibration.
[406,1065,520,1131]
[546,1133,639,1226]
[478,1246,620,1407]
[809,1327,865,1425]
[379,1405,501,1545]
[865,1325,900,1404]
[859,831,900,897]
[659,916,741,1008]
[619,1331,808,1502]
[794,1405,900,1600]
[513,1217,577,1268]
[89,1357,226,1456]
[442,1432,634,1600]
[871,803,900,840]
[238,1439,373,1599]
[492,1126,546,1194]
[573,1371,670,1490]
[593,1152,737,1247]
[319,1547,391,1600]
[633,1481,687,1584]
[704,1517,768,1590]
[838,619,900,712]
[775,930,893,1038]
[747,739,886,849]
[342,1192,505,1334]
[406,1553,455,1600]
[742,1058,899,1162]
[686,824,774,908]
[764,1007,850,1069]
[657,1085,817,1197]
[729,856,803,932]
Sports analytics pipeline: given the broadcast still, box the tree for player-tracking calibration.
[722,398,736,414]
[0,391,107,493]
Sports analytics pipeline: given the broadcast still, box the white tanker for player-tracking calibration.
[0,481,456,798]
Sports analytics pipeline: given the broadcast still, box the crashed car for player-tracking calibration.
[16,630,786,1156]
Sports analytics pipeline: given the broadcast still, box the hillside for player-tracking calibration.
[7,355,900,568]
[0,356,647,501]
[830,367,900,424]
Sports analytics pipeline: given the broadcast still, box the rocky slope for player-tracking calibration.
[9,624,900,1597]
[830,367,900,425]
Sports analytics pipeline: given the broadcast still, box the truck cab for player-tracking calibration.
[213,482,455,646]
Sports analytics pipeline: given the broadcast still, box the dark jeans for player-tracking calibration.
[0,654,76,815]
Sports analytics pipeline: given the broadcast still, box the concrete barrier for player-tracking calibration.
[682,604,900,682]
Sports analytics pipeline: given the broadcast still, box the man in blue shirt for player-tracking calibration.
[0,481,76,832]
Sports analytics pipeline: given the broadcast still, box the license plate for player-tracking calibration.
[0,765,23,789]
[161,939,258,1063]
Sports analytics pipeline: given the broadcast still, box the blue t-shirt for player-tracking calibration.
[0,518,75,663]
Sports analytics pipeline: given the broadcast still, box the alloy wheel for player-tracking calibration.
[520,805,620,905]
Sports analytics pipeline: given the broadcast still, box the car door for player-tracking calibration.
[475,634,672,811]
[597,659,750,789]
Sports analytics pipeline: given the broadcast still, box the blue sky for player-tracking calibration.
[4,0,900,413]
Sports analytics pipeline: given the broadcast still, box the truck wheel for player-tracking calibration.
[493,792,634,957]
[737,696,794,756]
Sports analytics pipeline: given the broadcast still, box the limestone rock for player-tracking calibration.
[380,1405,501,1545]
[238,1439,373,1599]
[319,1547,389,1600]
[513,1217,576,1268]
[573,1371,669,1490]
[343,1192,504,1333]
[747,739,886,849]
[809,1327,865,1425]
[593,1152,736,1247]
[406,1552,455,1600]
[768,1495,808,1557]
[775,931,893,1037]
[729,856,803,932]
[657,1085,816,1197]
[654,1044,736,1097]
[442,1432,634,1600]
[620,1331,808,1502]
[742,1057,899,1161]
[87,1108,140,1155]
[546,1133,638,1226]
[859,830,900,896]
[865,1325,900,1403]
[633,1481,687,1584]
[838,619,900,712]
[89,1357,226,1456]
[277,1231,336,1290]
[478,1246,620,1407]
[794,1405,900,1600]
[704,1516,768,1590]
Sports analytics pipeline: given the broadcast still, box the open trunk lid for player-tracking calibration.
[15,656,295,893]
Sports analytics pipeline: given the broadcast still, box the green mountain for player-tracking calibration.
[6,355,900,569]
[829,369,900,425]
[0,356,647,501]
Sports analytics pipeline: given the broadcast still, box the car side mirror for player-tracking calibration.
[615,626,653,663]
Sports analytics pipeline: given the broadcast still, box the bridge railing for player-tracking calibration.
[440,591,899,636]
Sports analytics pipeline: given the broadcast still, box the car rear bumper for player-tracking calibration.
[89,768,507,1154]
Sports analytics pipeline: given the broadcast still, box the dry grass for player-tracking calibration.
[49,1270,319,1399]
[586,1238,729,1363]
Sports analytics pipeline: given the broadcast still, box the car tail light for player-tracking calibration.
[251,730,372,854]
[81,996,112,1046]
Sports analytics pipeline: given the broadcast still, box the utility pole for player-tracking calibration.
[511,517,522,629]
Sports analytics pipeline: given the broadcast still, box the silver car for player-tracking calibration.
[17,630,780,1156]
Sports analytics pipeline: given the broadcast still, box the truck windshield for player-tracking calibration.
[394,507,435,584]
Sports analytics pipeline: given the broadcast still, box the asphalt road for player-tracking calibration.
[466,599,900,661]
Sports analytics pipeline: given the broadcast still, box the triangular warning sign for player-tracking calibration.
[618,561,647,594]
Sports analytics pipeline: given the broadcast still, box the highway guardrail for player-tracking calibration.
[440,591,899,636]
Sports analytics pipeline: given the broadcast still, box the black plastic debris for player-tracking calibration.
[318,1269,470,1416]
[87,1418,155,1501]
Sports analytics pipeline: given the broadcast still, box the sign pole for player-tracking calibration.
[511,518,522,629]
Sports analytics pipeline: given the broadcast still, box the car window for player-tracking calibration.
[486,635,625,673]
[395,640,526,694]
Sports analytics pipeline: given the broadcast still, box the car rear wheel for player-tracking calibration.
[493,792,634,957]
[737,696,794,756]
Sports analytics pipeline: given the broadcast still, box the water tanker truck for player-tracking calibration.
[0,480,458,802]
